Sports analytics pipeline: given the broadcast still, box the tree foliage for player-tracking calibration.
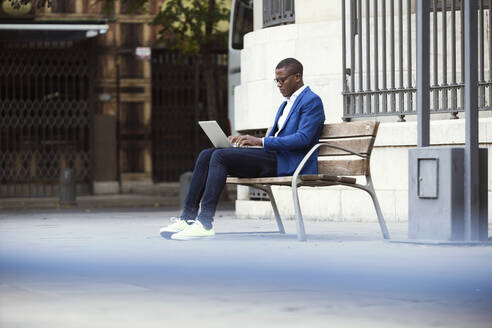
[151,0,229,55]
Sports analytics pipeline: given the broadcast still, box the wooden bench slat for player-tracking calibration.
[317,137,375,156]
[226,174,350,186]
[318,159,369,176]
[300,174,338,181]
[226,176,292,185]
[339,177,357,184]
[320,121,378,139]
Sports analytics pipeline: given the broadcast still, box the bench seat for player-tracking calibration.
[227,175,357,186]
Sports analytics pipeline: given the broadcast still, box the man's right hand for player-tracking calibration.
[228,135,241,144]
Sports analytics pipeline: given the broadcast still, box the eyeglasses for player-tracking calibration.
[274,72,299,84]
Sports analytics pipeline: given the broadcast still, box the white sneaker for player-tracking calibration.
[159,217,192,239]
[171,220,215,240]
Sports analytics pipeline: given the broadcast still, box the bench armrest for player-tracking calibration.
[291,143,367,188]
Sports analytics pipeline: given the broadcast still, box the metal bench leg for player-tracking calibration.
[263,186,285,234]
[365,177,390,240]
[291,183,307,241]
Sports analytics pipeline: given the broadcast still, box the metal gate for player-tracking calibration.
[0,40,95,197]
[151,50,228,182]
[341,0,492,121]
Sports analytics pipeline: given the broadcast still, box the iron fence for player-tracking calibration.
[341,0,492,121]
[263,0,295,28]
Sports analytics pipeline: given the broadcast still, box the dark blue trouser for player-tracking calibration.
[181,148,277,226]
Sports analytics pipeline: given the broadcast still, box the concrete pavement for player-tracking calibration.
[1,207,491,327]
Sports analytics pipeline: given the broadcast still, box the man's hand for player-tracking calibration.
[228,134,262,147]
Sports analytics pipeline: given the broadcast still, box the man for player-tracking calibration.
[160,58,325,240]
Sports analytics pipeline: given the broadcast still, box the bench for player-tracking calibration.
[226,121,390,241]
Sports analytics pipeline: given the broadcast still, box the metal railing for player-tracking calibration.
[263,0,295,28]
[341,0,492,121]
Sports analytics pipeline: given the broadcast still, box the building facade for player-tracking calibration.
[0,0,229,197]
[234,0,492,223]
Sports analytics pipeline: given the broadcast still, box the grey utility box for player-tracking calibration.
[408,147,488,241]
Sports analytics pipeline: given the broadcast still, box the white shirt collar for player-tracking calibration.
[285,85,308,102]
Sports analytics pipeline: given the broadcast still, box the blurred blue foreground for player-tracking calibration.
[1,208,491,328]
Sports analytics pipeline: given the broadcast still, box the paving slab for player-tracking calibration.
[1,208,491,328]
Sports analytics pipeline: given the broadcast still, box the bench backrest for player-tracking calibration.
[317,121,379,176]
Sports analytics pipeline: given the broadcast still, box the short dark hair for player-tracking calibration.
[276,58,303,75]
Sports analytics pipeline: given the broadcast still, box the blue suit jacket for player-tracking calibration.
[263,87,325,176]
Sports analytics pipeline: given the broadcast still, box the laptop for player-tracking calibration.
[198,121,262,148]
